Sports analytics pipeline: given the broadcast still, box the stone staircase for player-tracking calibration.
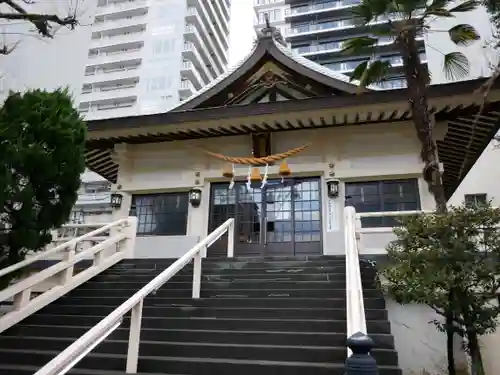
[0,256,401,375]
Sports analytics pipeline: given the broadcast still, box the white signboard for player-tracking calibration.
[326,198,339,232]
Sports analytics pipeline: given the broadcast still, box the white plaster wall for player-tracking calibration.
[387,299,469,375]
[448,141,500,207]
[480,327,500,375]
[134,236,199,259]
[449,141,500,375]
[113,122,440,258]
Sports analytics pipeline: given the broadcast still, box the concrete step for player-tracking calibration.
[77,280,352,290]
[4,324,396,349]
[68,286,381,299]
[0,365,180,375]
[39,303,388,320]
[2,257,399,375]
[95,272,349,282]
[0,336,399,366]
[54,296,386,309]
[0,349,401,375]
[20,314,393,334]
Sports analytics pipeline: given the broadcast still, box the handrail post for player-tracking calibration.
[60,245,76,285]
[345,332,379,375]
[126,299,144,374]
[12,288,31,311]
[192,250,202,299]
[227,219,234,258]
[122,216,138,258]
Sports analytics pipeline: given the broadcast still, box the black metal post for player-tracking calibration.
[345,331,379,375]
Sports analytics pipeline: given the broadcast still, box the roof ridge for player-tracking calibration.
[167,38,261,113]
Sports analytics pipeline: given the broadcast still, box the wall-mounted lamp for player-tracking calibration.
[110,192,123,208]
[326,178,340,198]
[189,188,202,208]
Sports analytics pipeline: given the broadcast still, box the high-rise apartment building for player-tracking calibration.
[254,0,289,38]
[80,0,232,120]
[0,0,232,225]
[253,0,494,88]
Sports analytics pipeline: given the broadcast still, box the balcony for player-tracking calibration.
[205,0,229,53]
[96,0,148,16]
[87,45,143,65]
[181,60,205,89]
[217,0,231,20]
[285,0,360,21]
[90,30,145,49]
[321,53,427,74]
[83,63,141,84]
[179,80,195,98]
[186,6,226,74]
[293,36,408,57]
[254,0,285,7]
[80,83,139,103]
[182,42,214,83]
[92,14,147,32]
[184,23,220,78]
[80,97,137,120]
[75,192,112,206]
[294,41,344,56]
[376,79,407,90]
[211,0,230,34]
[286,11,423,41]
[287,19,357,38]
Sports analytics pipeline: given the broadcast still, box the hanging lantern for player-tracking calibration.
[222,163,234,179]
[279,160,291,177]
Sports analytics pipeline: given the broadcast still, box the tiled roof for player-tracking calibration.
[273,39,383,91]
[169,35,382,112]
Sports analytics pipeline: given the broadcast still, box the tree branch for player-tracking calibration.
[1,0,29,14]
[0,0,79,54]
[0,41,19,54]
[0,12,78,37]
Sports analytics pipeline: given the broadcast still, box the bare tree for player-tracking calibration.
[0,0,79,54]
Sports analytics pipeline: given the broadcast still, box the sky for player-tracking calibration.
[228,0,256,67]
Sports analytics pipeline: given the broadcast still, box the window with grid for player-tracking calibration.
[464,194,487,208]
[131,193,189,235]
[345,179,421,228]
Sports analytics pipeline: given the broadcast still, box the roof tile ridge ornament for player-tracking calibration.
[257,13,287,47]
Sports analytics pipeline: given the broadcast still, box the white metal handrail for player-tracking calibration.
[50,222,111,244]
[344,205,367,347]
[0,217,137,333]
[0,219,130,279]
[357,210,431,219]
[34,217,235,375]
[344,209,433,343]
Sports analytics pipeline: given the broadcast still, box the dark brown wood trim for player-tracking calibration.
[87,77,498,133]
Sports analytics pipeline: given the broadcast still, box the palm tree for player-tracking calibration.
[342,2,482,374]
[342,0,481,214]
